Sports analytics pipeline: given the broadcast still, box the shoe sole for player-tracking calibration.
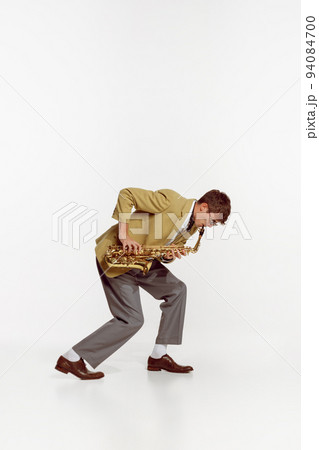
[55,365,104,380]
[147,366,193,373]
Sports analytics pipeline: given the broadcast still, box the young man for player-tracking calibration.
[55,187,231,380]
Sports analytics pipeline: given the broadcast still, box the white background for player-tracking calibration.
[0,1,301,449]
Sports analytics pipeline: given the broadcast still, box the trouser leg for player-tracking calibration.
[136,260,187,345]
[72,259,144,369]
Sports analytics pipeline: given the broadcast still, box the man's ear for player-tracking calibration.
[199,202,209,211]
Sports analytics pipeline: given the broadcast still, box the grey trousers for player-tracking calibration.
[72,258,187,369]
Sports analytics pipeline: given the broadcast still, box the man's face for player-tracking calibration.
[194,202,223,228]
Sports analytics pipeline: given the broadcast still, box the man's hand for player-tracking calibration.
[118,221,142,254]
[120,237,142,254]
[163,244,187,261]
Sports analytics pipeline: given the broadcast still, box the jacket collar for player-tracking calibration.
[180,197,197,219]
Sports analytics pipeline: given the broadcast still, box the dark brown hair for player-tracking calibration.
[197,190,231,224]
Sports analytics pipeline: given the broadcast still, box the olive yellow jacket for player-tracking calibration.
[95,187,199,277]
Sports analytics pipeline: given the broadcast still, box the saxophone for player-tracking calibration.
[104,226,205,275]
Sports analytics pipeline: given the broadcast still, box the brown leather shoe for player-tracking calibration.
[147,354,193,373]
[55,355,104,380]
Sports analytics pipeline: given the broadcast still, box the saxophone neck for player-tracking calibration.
[192,226,205,252]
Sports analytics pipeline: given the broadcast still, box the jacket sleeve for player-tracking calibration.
[159,255,174,264]
[112,187,172,221]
